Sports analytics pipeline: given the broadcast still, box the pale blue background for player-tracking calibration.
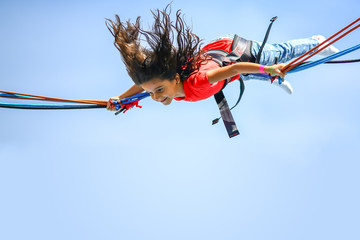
[1,0,359,239]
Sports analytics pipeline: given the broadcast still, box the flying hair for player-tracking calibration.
[105,4,208,85]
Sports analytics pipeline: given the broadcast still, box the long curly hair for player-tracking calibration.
[106,5,207,85]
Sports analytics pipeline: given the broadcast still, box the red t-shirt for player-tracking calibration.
[174,38,240,102]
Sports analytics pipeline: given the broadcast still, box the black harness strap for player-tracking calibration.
[213,90,239,138]
[255,16,278,63]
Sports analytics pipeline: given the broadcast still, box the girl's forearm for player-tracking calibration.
[207,62,285,84]
[118,84,144,99]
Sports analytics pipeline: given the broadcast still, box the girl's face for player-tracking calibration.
[141,74,184,105]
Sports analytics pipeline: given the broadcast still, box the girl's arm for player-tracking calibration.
[207,62,285,84]
[107,84,144,111]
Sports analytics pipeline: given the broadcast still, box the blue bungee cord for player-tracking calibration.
[288,43,360,74]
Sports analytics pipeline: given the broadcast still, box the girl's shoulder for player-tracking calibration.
[176,60,224,102]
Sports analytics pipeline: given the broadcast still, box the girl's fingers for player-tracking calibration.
[274,64,286,77]
[276,70,285,78]
[107,99,116,111]
[106,96,121,111]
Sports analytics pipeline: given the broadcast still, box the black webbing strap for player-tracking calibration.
[255,16,278,63]
[213,90,239,138]
[209,35,245,138]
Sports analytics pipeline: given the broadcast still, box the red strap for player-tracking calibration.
[120,100,142,113]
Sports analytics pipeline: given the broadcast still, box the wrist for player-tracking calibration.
[264,66,275,76]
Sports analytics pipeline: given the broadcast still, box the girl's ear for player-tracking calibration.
[175,73,181,84]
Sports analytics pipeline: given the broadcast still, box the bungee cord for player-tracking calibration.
[287,43,360,74]
[0,90,148,113]
[282,18,360,73]
[0,102,105,110]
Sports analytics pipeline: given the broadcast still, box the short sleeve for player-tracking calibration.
[176,66,225,102]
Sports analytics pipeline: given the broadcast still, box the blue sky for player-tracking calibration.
[1,0,359,239]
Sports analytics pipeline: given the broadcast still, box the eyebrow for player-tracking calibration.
[154,86,164,92]
[146,85,163,94]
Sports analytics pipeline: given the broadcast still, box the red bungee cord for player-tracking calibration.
[282,18,360,73]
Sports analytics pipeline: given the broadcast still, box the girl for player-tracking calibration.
[106,5,338,110]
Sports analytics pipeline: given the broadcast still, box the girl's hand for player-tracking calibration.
[107,84,145,111]
[265,63,286,78]
[107,96,121,111]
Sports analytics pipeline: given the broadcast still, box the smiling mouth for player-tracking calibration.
[160,97,168,103]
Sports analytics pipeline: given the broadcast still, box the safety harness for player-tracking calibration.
[205,17,279,138]
[205,35,255,138]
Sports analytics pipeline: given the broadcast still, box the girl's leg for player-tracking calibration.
[251,37,320,65]
[241,37,320,84]
[240,37,319,93]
